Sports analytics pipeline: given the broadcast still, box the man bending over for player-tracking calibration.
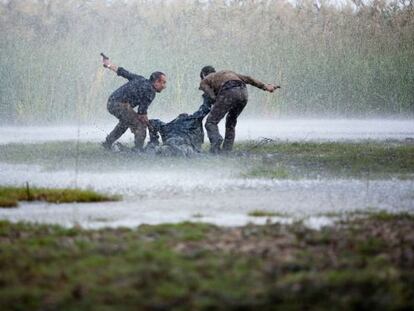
[101,55,167,151]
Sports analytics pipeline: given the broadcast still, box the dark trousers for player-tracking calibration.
[205,85,248,152]
[105,100,147,150]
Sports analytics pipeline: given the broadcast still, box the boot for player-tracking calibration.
[209,137,223,154]
[222,139,234,152]
[101,140,112,150]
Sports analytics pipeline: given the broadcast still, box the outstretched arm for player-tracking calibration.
[237,74,280,92]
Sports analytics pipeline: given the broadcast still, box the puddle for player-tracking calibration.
[0,119,413,228]
[0,165,412,228]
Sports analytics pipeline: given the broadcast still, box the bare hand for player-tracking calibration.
[265,84,281,92]
[136,114,150,126]
[102,58,111,69]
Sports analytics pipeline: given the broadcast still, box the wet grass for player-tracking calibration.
[0,141,237,171]
[0,186,120,208]
[361,210,414,222]
[241,164,290,179]
[0,142,147,170]
[0,212,413,310]
[248,210,285,217]
[0,140,413,180]
[236,140,414,179]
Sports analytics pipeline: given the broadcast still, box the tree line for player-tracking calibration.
[0,0,413,123]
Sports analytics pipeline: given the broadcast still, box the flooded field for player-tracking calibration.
[1,118,414,145]
[0,119,413,228]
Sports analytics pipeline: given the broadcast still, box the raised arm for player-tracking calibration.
[116,67,142,81]
[102,57,140,81]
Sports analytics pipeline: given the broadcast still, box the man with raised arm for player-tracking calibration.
[101,55,167,151]
[199,66,280,153]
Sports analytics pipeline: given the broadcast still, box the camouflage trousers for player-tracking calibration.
[105,100,147,150]
[205,85,248,153]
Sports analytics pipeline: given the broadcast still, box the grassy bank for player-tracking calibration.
[238,141,414,179]
[0,186,120,208]
[0,213,413,310]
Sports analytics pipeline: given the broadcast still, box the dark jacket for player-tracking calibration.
[148,94,214,152]
[109,67,156,114]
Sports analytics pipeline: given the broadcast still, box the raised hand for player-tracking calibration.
[101,53,111,68]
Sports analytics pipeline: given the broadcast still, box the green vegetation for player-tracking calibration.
[1,0,413,124]
[242,164,290,179]
[238,141,414,179]
[367,211,414,222]
[0,213,413,310]
[0,142,135,169]
[248,210,285,217]
[1,141,413,180]
[0,186,120,208]
[0,141,239,171]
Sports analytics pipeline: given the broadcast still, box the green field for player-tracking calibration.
[0,213,413,310]
[237,140,414,179]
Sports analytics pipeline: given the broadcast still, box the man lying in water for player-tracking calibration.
[145,94,214,156]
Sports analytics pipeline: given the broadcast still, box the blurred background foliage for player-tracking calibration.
[0,0,413,124]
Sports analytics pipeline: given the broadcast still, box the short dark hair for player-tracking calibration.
[150,71,166,82]
[200,66,216,79]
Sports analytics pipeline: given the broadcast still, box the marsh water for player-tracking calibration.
[1,118,413,144]
[0,119,413,228]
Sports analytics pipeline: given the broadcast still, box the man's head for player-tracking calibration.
[200,65,216,80]
[150,71,167,93]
